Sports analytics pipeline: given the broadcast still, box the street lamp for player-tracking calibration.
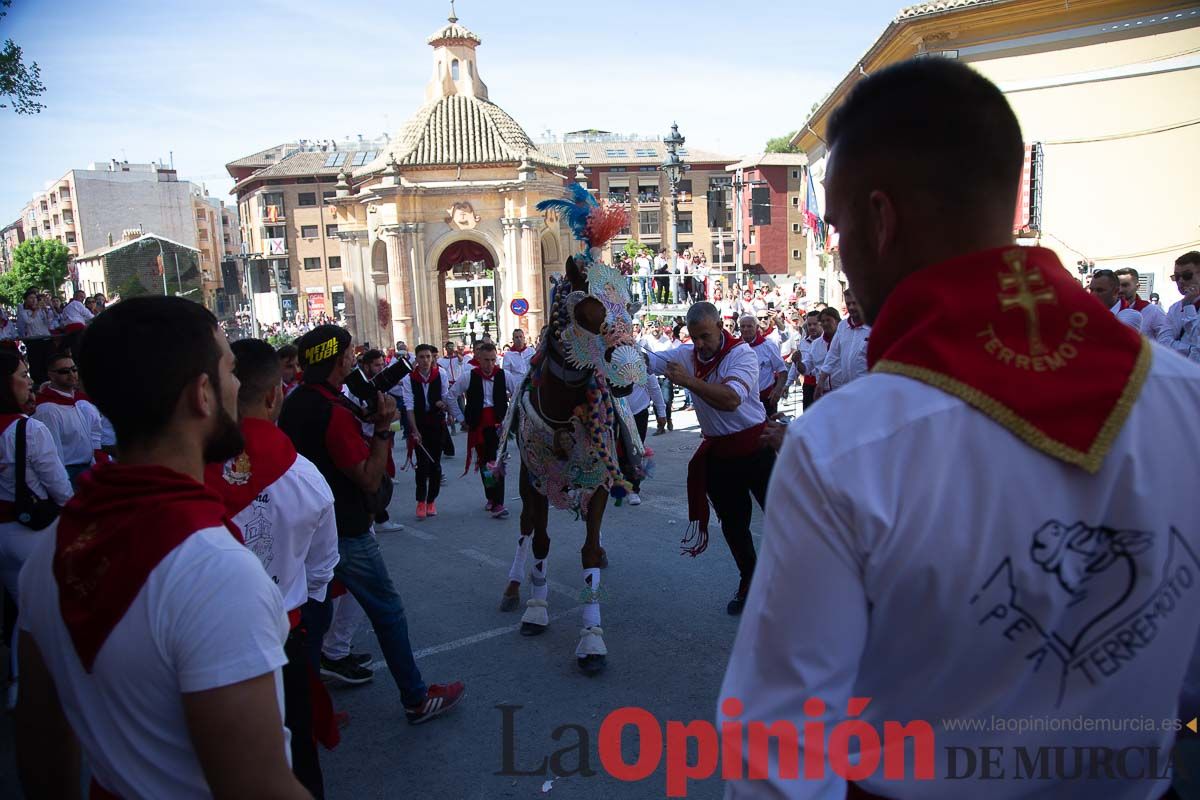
[659,122,690,282]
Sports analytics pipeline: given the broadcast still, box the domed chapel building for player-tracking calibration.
[327,9,572,348]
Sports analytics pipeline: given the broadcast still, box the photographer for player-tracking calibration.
[279,325,465,726]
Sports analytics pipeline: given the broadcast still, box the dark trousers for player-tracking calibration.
[481,426,505,505]
[282,623,324,799]
[802,382,816,411]
[632,408,649,492]
[761,390,779,418]
[661,378,674,421]
[442,420,455,457]
[24,337,53,385]
[706,447,775,589]
[415,416,444,503]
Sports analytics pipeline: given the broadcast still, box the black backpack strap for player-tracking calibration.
[13,417,32,517]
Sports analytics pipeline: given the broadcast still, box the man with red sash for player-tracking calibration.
[646,301,773,616]
[446,340,509,519]
[738,313,788,416]
[817,288,871,392]
[15,296,307,798]
[502,328,532,396]
[720,58,1200,800]
[205,338,339,798]
[34,351,105,485]
[1114,266,1168,342]
[401,343,447,520]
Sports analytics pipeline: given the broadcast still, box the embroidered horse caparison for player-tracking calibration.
[492,185,648,674]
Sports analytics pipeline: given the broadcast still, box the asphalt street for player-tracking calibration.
[314,408,749,799]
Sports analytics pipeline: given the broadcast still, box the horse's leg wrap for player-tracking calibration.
[507,534,531,584]
[581,567,601,628]
[530,555,549,602]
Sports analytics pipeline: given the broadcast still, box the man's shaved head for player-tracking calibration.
[824,57,1024,323]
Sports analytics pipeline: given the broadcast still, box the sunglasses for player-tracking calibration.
[52,367,78,375]
[1171,270,1195,282]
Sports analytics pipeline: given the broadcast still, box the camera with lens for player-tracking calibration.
[344,357,412,417]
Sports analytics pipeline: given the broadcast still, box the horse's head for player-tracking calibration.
[551,254,645,394]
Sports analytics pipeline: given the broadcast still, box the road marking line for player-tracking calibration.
[457,548,579,601]
[406,529,435,541]
[364,606,584,664]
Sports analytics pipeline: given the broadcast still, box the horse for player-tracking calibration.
[494,254,646,675]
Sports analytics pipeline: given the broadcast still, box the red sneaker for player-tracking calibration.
[427,502,437,517]
[405,681,465,725]
[416,501,427,520]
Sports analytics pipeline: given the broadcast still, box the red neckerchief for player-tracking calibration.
[823,331,834,345]
[508,345,528,354]
[749,332,767,348]
[868,246,1149,473]
[473,365,497,382]
[1120,296,1149,312]
[411,364,440,385]
[36,386,84,407]
[54,463,241,671]
[693,330,744,382]
[848,318,865,330]
[204,418,298,518]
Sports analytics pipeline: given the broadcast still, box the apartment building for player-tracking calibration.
[226,138,389,322]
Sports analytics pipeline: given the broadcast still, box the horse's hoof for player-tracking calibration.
[499,594,520,612]
[520,622,548,637]
[577,654,606,675]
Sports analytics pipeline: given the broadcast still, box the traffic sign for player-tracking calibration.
[510,295,529,316]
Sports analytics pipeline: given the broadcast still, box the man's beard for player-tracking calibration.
[204,404,245,464]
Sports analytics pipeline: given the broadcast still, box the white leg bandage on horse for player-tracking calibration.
[521,598,550,627]
[575,626,607,657]
[530,557,549,602]
[581,567,601,628]
[507,534,531,584]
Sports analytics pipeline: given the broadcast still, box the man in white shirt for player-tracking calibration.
[818,289,871,391]
[1164,251,1200,362]
[640,321,677,431]
[17,296,305,799]
[206,337,339,797]
[786,310,826,411]
[739,314,788,416]
[721,57,1200,800]
[34,352,103,485]
[646,302,773,615]
[1089,269,1142,331]
[1115,266,1167,341]
[502,328,532,395]
[59,290,94,331]
[635,252,653,301]
[622,371,665,504]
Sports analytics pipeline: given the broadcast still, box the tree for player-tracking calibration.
[623,239,649,260]
[765,131,801,154]
[0,1,45,114]
[0,238,69,305]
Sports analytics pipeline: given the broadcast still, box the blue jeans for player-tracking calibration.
[320,533,427,707]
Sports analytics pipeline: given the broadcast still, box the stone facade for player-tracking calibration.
[329,11,570,349]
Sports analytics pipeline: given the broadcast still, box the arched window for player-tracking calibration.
[451,59,460,80]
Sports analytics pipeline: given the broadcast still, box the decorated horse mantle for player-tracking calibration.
[497,260,649,516]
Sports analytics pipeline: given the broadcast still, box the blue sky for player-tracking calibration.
[0,0,904,218]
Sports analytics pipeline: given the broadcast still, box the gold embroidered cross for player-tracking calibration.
[998,252,1056,356]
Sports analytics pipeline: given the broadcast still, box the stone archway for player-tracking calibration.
[437,238,498,344]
